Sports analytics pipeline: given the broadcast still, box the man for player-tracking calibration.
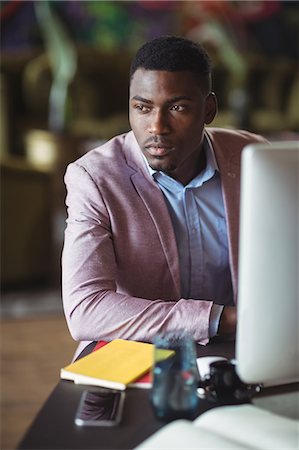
[62,36,267,356]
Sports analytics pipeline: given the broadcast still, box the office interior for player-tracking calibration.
[0,1,298,449]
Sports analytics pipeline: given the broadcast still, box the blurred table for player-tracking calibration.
[18,339,235,450]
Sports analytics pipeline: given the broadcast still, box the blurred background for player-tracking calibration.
[0,0,298,448]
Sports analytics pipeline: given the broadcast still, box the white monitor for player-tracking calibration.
[236,141,299,387]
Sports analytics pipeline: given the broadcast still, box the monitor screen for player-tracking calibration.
[236,141,299,386]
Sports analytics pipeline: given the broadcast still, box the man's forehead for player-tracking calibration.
[129,68,202,96]
[130,68,198,82]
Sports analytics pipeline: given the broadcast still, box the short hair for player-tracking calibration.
[130,35,212,94]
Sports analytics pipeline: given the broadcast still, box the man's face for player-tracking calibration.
[129,69,216,184]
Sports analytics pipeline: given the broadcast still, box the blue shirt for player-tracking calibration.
[145,135,234,336]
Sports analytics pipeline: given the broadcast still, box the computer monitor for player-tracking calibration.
[236,141,299,387]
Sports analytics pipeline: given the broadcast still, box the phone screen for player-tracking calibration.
[75,389,125,427]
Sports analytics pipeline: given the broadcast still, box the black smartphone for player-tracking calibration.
[74,389,125,427]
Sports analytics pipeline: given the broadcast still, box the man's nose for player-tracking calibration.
[148,110,171,135]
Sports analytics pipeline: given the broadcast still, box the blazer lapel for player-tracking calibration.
[208,133,241,300]
[124,132,181,297]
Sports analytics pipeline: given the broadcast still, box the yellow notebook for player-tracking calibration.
[60,339,154,390]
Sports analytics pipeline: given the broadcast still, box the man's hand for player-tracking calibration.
[218,306,237,337]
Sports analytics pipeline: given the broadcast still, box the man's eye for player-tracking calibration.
[134,104,150,113]
[170,104,185,112]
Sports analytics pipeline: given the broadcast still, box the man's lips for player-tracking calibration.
[144,143,174,157]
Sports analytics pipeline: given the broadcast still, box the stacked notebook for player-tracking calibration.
[60,339,154,390]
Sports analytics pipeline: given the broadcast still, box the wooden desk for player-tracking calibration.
[18,339,235,450]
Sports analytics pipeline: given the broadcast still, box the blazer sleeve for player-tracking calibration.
[62,162,212,345]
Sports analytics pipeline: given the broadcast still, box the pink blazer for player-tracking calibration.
[62,128,266,356]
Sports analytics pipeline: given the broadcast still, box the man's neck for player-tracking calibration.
[167,147,207,186]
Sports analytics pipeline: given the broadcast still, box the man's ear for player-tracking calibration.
[204,92,218,124]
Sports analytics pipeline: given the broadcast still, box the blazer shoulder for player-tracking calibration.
[66,133,135,187]
[72,133,127,171]
[205,127,268,169]
[206,127,267,147]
